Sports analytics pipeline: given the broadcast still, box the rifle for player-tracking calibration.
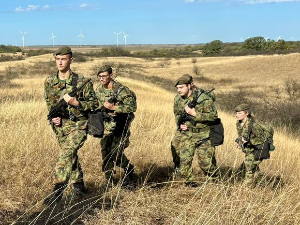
[177,88,215,129]
[177,99,197,129]
[235,137,249,153]
[47,78,91,122]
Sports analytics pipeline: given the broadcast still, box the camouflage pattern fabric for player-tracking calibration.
[95,81,136,177]
[172,88,219,181]
[44,71,98,185]
[236,117,265,185]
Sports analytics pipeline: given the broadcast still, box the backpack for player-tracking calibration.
[196,88,224,147]
[248,119,275,160]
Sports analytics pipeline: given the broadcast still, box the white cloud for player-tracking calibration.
[15,4,44,12]
[244,0,300,4]
[79,3,89,8]
[43,5,51,10]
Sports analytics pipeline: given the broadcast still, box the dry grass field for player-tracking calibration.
[0,51,300,224]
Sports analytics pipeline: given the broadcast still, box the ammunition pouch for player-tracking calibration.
[88,110,105,138]
[202,118,224,147]
[191,126,210,133]
[253,142,270,160]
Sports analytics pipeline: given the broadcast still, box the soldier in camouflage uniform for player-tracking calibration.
[171,74,198,173]
[172,74,219,185]
[44,46,98,205]
[95,65,136,185]
[235,104,275,186]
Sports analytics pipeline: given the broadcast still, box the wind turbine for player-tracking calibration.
[77,29,84,47]
[113,32,122,46]
[277,35,281,41]
[20,31,27,48]
[123,31,129,45]
[291,37,295,41]
[50,32,57,46]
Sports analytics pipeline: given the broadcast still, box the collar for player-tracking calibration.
[52,70,74,85]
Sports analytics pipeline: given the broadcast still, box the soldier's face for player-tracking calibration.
[236,111,248,121]
[55,54,73,72]
[176,84,191,97]
[98,71,113,85]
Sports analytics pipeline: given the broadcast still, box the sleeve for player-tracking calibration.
[44,77,52,112]
[77,81,99,112]
[114,87,137,114]
[194,95,218,122]
[173,96,181,125]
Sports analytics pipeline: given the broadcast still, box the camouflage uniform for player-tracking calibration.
[172,87,219,182]
[236,117,266,185]
[95,81,136,180]
[44,71,98,185]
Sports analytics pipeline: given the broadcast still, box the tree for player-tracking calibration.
[202,40,224,56]
[242,36,266,51]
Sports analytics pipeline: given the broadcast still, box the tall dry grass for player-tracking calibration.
[0,54,300,224]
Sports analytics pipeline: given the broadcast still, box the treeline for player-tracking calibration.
[202,37,300,56]
[0,45,22,53]
[0,36,300,59]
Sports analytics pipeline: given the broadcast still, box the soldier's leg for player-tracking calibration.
[196,139,218,180]
[180,139,196,182]
[55,129,87,185]
[171,132,181,170]
[100,135,115,180]
[114,131,131,168]
[244,151,262,186]
[45,130,87,205]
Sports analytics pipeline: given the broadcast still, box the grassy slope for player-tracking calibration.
[0,54,300,224]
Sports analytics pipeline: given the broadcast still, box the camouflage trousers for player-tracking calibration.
[100,130,131,179]
[242,149,262,185]
[54,129,87,185]
[172,130,218,182]
[171,131,181,169]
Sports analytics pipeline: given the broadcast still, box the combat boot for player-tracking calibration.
[44,183,65,206]
[123,164,136,188]
[104,171,116,188]
[124,164,134,179]
[73,183,88,198]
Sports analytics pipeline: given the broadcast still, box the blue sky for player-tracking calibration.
[0,0,299,46]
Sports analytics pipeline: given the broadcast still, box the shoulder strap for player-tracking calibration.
[247,118,255,139]
[71,73,79,87]
[113,81,126,96]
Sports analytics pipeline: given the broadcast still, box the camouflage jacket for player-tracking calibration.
[95,81,137,135]
[44,70,98,135]
[236,117,266,149]
[173,87,218,136]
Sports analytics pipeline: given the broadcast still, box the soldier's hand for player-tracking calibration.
[52,117,61,126]
[103,101,116,110]
[185,105,196,117]
[180,123,188,131]
[63,94,79,107]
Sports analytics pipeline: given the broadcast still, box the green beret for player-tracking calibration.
[234,104,250,112]
[97,65,112,74]
[182,74,193,83]
[54,46,72,56]
[174,74,192,87]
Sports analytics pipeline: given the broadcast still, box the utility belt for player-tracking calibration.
[62,115,87,122]
[191,126,210,133]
